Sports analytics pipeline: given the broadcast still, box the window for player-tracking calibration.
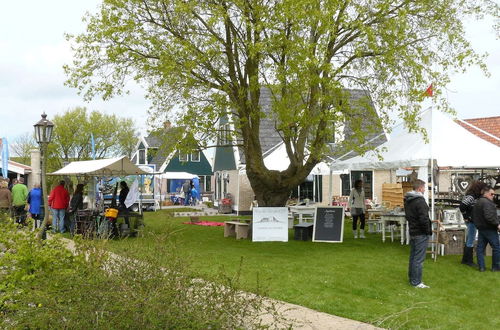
[138,149,146,165]
[326,120,345,144]
[179,152,188,162]
[191,151,200,162]
[219,123,231,145]
[343,171,373,199]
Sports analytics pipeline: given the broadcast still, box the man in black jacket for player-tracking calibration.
[404,179,432,288]
[472,186,500,272]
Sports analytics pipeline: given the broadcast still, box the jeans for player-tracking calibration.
[476,229,500,270]
[408,235,430,286]
[51,208,66,233]
[352,213,365,230]
[465,221,477,247]
[184,192,191,206]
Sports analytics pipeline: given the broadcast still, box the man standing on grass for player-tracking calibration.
[404,179,432,288]
[11,177,28,224]
[472,186,500,272]
[182,180,191,206]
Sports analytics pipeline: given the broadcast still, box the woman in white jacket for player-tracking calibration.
[348,180,366,238]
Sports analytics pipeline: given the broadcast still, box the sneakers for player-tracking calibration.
[414,283,430,289]
[359,229,366,239]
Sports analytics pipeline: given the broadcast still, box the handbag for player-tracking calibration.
[351,207,363,216]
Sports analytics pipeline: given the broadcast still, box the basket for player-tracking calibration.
[104,208,118,219]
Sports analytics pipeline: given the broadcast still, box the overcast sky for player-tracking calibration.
[1,1,499,147]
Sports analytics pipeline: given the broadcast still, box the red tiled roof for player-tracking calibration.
[456,116,500,147]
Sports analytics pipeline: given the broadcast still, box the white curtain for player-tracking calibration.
[125,179,140,208]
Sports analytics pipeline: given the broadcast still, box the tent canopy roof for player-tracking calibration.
[50,156,149,176]
[262,142,332,175]
[331,108,500,170]
[159,172,199,180]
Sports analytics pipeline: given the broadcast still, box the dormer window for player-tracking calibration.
[191,151,200,162]
[138,149,146,164]
[179,151,188,162]
[219,123,231,145]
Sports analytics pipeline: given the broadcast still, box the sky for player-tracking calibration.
[0,1,499,150]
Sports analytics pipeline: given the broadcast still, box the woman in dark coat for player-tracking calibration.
[119,181,130,210]
[459,181,487,267]
[69,184,85,234]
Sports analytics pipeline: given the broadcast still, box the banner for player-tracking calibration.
[252,207,288,242]
[1,138,8,178]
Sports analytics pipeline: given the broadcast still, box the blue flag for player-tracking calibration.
[90,133,96,160]
[1,138,8,178]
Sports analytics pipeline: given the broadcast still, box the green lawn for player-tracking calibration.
[107,210,500,329]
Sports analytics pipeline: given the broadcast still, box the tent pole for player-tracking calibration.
[328,169,333,205]
[237,168,240,216]
[140,175,143,215]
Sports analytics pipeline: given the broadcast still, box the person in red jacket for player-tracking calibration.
[48,180,70,233]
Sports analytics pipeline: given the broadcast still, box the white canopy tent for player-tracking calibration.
[50,156,149,211]
[330,108,500,220]
[331,108,500,171]
[50,156,149,176]
[158,172,199,180]
[263,142,332,174]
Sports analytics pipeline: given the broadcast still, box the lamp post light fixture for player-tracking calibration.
[33,112,54,239]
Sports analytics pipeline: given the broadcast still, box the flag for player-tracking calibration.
[1,138,9,178]
[90,133,96,160]
[424,84,433,97]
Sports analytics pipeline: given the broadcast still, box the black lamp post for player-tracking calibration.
[34,112,54,239]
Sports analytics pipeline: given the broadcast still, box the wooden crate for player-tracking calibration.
[402,182,413,194]
[438,229,465,255]
[382,183,404,208]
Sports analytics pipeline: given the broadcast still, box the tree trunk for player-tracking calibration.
[246,166,314,207]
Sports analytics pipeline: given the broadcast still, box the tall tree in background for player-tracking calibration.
[65,0,499,206]
[11,133,37,165]
[47,107,137,171]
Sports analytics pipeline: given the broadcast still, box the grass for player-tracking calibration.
[107,210,500,329]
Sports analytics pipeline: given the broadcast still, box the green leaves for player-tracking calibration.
[47,107,137,172]
[65,0,499,205]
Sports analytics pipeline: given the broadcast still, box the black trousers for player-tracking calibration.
[352,213,366,230]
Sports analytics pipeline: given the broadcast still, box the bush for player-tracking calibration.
[0,221,285,329]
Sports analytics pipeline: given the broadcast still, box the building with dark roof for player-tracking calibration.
[131,124,213,194]
[212,87,387,214]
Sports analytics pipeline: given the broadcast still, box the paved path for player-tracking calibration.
[259,299,382,329]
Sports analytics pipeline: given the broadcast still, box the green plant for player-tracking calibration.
[0,220,286,329]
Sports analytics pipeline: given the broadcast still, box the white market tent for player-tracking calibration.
[263,142,332,174]
[159,172,199,180]
[330,107,500,224]
[330,108,500,171]
[50,156,149,176]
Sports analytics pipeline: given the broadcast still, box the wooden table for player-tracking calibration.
[224,221,250,239]
[380,213,409,245]
[289,206,316,223]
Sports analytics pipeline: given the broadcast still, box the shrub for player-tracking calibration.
[0,221,285,329]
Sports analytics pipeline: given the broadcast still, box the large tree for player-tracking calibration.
[65,0,498,206]
[47,107,137,171]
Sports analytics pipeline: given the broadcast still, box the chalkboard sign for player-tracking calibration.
[313,206,344,243]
